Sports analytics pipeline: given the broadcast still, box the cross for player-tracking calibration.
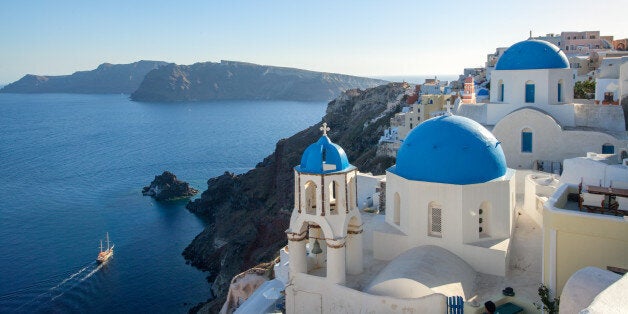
[445,100,454,116]
[320,122,330,136]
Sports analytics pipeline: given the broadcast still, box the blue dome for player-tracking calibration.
[495,40,569,70]
[477,88,489,96]
[391,115,507,185]
[297,135,351,174]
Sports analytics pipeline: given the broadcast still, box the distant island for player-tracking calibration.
[130,60,387,102]
[1,60,387,102]
[0,61,167,94]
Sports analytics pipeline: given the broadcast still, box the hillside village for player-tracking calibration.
[207,31,628,314]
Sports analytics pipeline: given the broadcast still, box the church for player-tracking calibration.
[457,39,628,170]
[282,113,517,312]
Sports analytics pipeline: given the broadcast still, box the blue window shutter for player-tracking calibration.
[558,83,563,102]
[525,84,535,103]
[522,132,533,152]
[500,84,504,102]
[602,144,614,154]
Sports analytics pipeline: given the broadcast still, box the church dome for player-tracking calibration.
[495,40,569,70]
[297,133,350,174]
[392,115,507,185]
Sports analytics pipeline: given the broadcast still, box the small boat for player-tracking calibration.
[97,232,114,263]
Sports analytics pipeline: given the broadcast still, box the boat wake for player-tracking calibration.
[1,260,106,312]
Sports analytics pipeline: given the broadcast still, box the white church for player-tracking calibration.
[457,39,628,170]
[280,112,518,313]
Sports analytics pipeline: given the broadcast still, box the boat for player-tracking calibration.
[97,232,114,263]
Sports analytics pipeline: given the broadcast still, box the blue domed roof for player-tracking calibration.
[297,135,352,174]
[477,88,489,96]
[391,115,507,185]
[495,40,569,70]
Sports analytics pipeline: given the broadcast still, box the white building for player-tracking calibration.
[283,115,518,313]
[595,56,628,105]
[376,115,516,276]
[457,39,628,170]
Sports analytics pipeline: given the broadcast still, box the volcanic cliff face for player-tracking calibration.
[0,60,167,94]
[130,60,388,102]
[184,83,408,311]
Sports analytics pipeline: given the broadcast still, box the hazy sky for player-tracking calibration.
[1,0,626,83]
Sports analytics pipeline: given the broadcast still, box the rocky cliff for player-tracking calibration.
[142,171,198,201]
[183,83,409,312]
[0,60,167,94]
[130,60,387,102]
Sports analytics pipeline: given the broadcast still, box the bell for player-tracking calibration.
[311,239,323,255]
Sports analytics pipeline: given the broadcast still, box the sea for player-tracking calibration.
[0,93,327,313]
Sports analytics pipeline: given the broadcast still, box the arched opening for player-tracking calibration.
[306,223,327,277]
[498,79,504,102]
[525,80,535,103]
[305,181,317,215]
[557,79,564,102]
[521,128,533,153]
[328,180,339,215]
[479,201,491,238]
[393,193,400,226]
[602,143,615,154]
[428,201,442,237]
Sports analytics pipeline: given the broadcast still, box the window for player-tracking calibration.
[602,144,615,154]
[557,80,563,102]
[525,81,535,103]
[498,80,504,102]
[428,202,442,237]
[522,128,533,153]
[328,181,339,215]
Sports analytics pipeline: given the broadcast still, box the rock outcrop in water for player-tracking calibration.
[0,60,167,94]
[142,171,198,201]
[183,83,409,312]
[130,60,387,102]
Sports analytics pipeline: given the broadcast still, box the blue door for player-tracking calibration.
[525,84,535,103]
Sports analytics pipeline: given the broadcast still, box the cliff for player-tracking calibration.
[0,61,167,94]
[183,83,409,312]
[130,60,387,102]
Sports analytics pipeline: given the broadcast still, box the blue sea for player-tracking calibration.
[0,93,326,313]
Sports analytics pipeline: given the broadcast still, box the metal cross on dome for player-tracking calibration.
[320,122,330,136]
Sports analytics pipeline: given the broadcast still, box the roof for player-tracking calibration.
[495,40,569,70]
[390,115,507,185]
[296,135,352,174]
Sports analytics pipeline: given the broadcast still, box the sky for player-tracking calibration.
[1,0,627,84]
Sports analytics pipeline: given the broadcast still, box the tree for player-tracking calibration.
[574,80,595,99]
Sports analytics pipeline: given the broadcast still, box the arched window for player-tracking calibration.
[305,181,317,215]
[428,201,442,237]
[429,99,433,104]
[557,79,564,102]
[521,128,533,153]
[498,79,504,102]
[602,143,615,154]
[328,180,339,215]
[393,193,400,225]
[479,201,491,237]
[525,80,535,103]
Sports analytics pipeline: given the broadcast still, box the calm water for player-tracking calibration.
[0,93,326,313]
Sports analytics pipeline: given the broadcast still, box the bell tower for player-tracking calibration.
[286,122,363,285]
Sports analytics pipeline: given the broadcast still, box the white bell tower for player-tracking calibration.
[286,122,363,285]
